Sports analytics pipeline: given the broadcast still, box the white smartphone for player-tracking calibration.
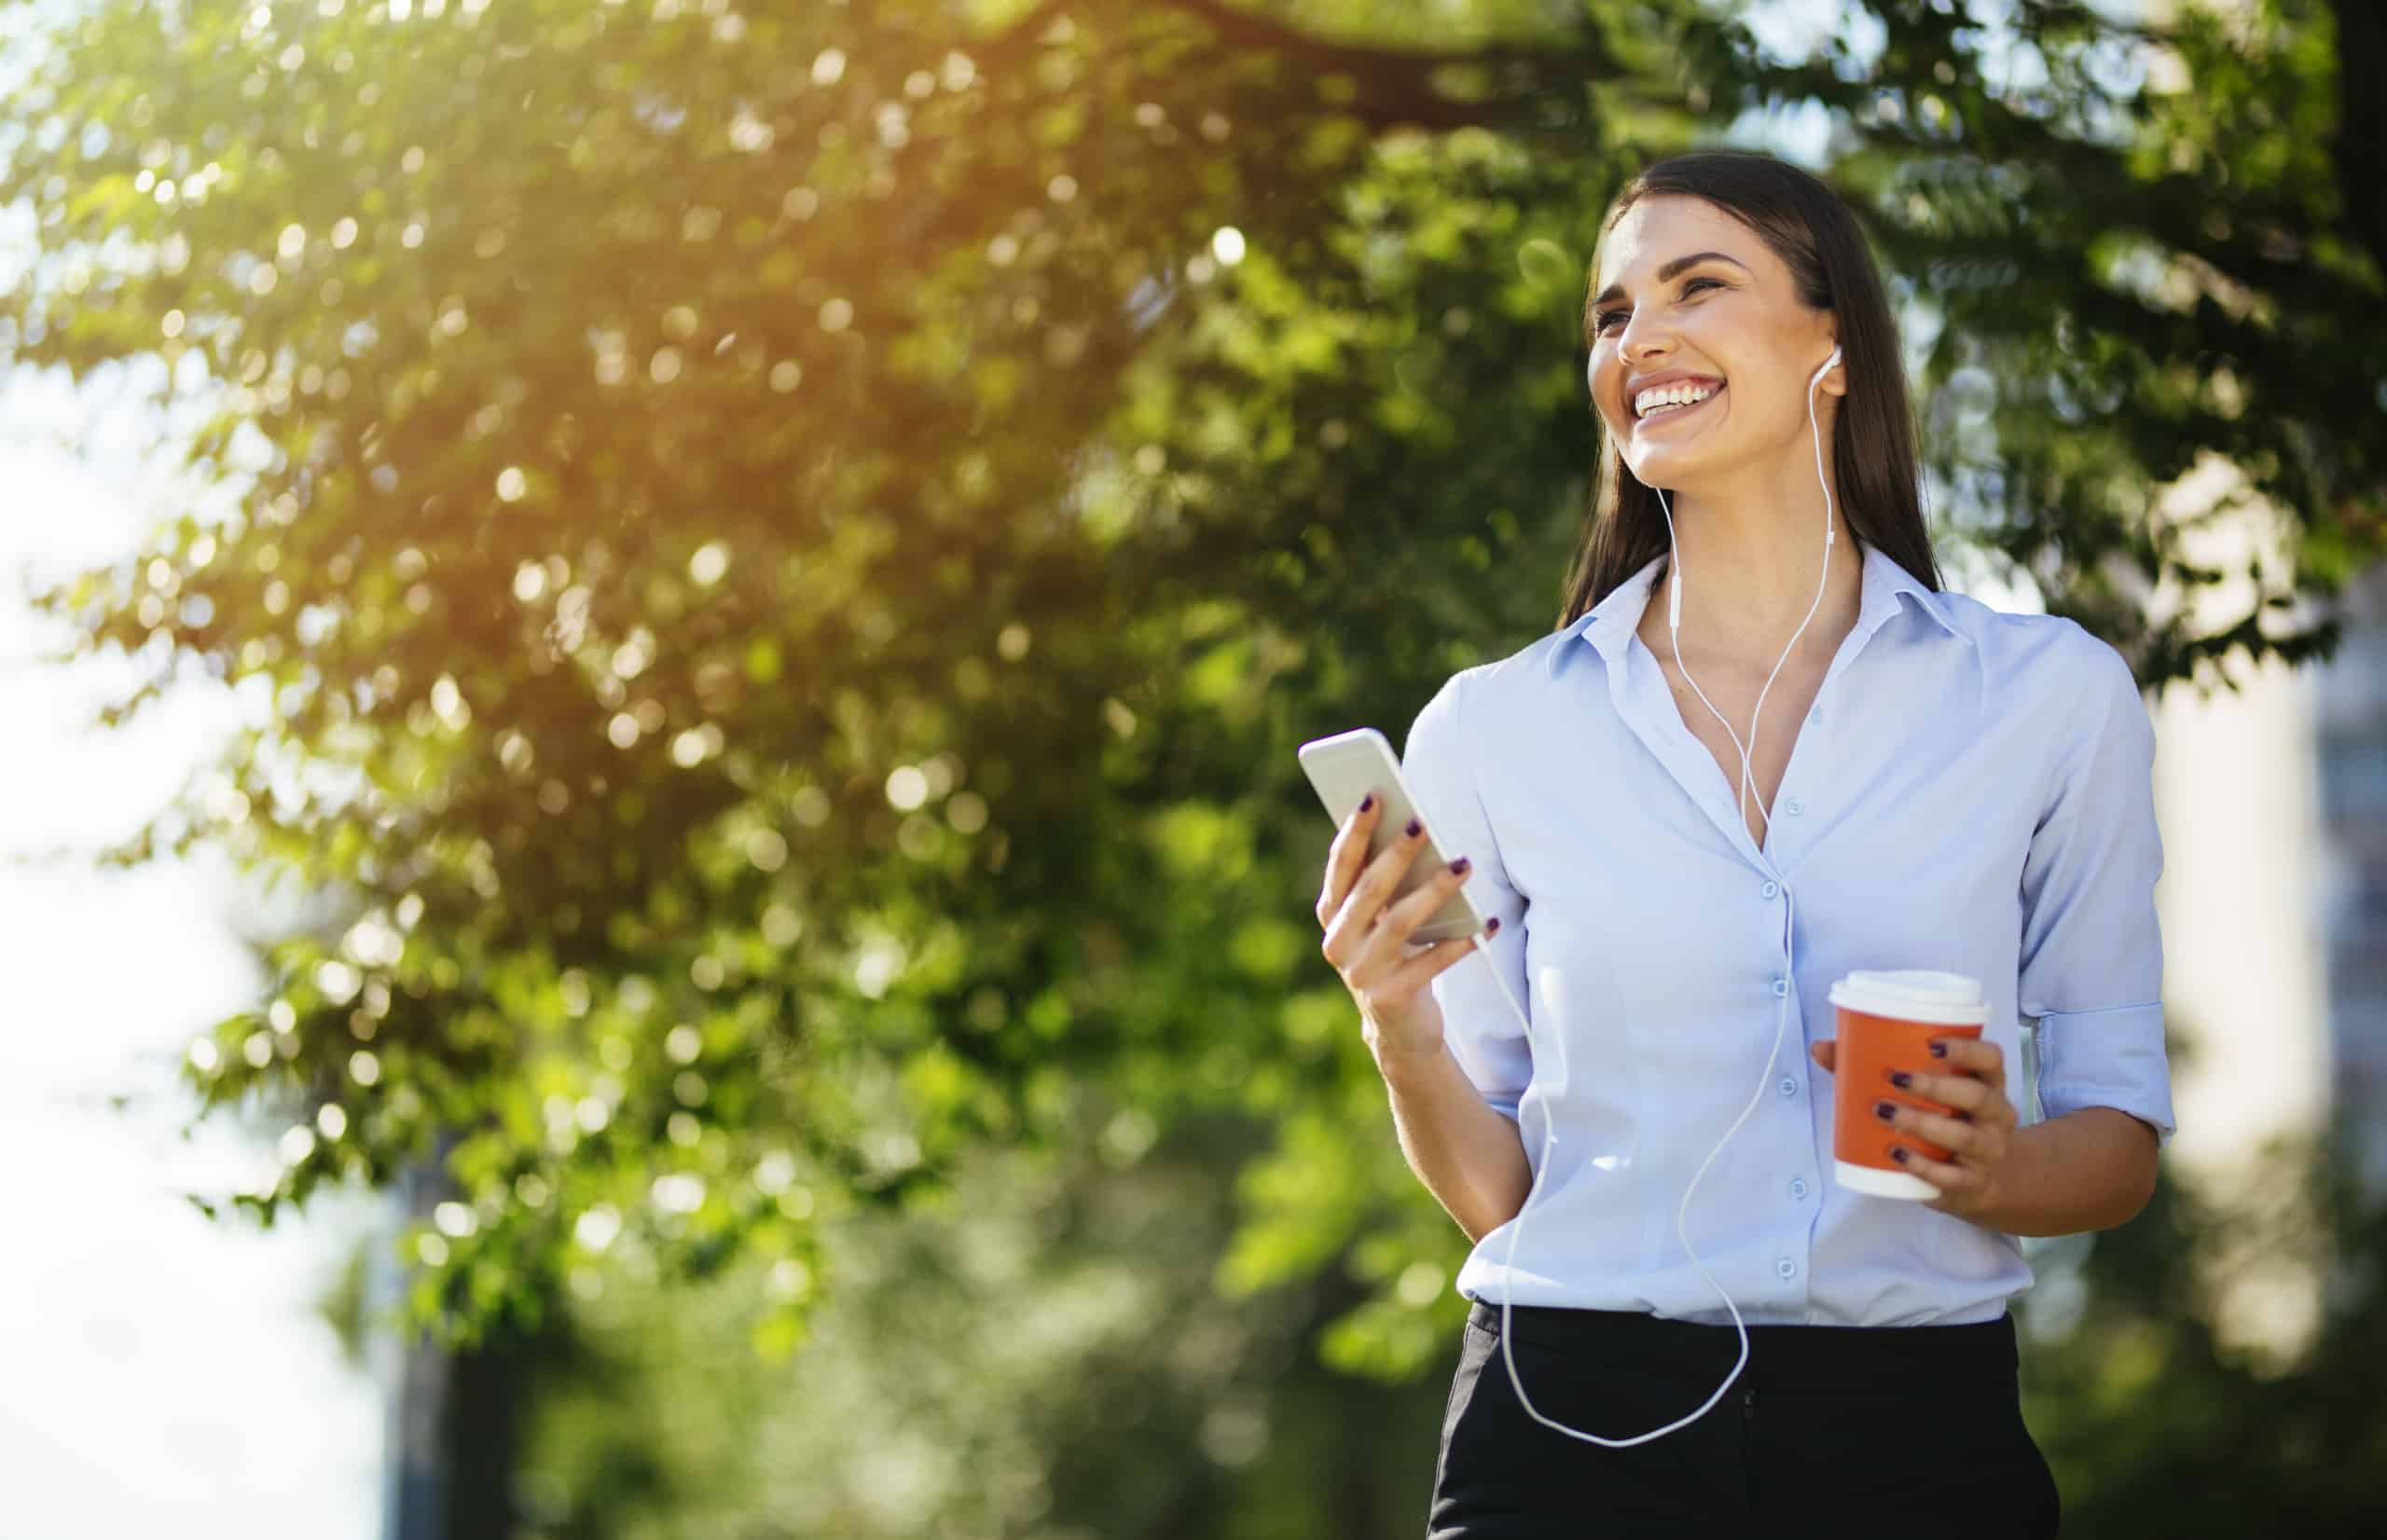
[1295,725,1489,945]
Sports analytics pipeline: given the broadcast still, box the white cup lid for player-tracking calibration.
[1827,969,1988,1026]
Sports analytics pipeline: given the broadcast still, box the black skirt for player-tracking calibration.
[1429,1297,2061,1538]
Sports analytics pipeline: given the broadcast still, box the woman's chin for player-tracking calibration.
[1626,444,1724,490]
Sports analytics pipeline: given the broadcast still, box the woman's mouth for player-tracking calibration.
[1633,383,1724,431]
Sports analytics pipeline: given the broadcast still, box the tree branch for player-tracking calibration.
[2326,0,2386,268]
[974,0,1621,136]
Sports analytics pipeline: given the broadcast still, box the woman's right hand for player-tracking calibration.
[1316,792,1497,1066]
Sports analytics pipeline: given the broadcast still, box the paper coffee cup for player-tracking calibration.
[1827,970,1990,1200]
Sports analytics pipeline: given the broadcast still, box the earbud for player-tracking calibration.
[1814,344,1842,383]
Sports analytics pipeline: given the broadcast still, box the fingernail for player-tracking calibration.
[1891,1148,1911,1164]
[1485,917,1500,933]
[1404,818,1422,837]
[1929,1042,1948,1058]
[1875,1100,1897,1121]
[1449,857,1471,875]
[1359,793,1374,813]
[1889,1071,1911,1089]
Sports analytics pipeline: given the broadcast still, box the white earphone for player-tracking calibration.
[1664,342,1842,843]
[1468,340,1843,1447]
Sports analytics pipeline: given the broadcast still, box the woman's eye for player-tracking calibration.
[1592,276,1723,335]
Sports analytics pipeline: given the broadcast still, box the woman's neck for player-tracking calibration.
[1643,479,1862,669]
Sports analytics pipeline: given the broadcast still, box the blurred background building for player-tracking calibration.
[2143,453,2387,1367]
[2313,565,2387,1191]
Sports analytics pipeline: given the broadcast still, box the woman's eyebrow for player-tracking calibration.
[1589,251,1751,309]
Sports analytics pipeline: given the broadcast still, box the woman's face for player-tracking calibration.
[1585,194,1844,491]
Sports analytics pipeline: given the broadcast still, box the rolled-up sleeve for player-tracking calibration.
[2018,640,2177,1148]
[1400,671,1533,1123]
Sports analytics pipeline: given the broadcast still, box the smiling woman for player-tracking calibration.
[1563,155,1940,656]
[1359,149,2177,1538]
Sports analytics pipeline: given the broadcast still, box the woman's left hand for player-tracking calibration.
[1807,1037,2019,1223]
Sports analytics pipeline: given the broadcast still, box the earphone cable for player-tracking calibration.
[1468,345,1841,1445]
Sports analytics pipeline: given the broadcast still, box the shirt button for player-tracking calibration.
[1760,880,1779,900]
[1772,978,1789,997]
[1777,1076,1798,1098]
[1776,1257,1799,1280]
[1785,798,1803,817]
[1789,1176,1810,1200]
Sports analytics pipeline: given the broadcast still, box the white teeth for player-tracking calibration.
[1635,381,1719,419]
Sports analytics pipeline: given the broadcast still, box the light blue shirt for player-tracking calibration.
[1400,539,2176,1328]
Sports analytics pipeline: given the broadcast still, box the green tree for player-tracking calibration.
[3,0,2381,1525]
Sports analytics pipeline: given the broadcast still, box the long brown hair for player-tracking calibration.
[1556,150,1942,628]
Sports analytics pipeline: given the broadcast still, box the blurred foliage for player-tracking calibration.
[310,1078,2387,1538]
[2021,1124,2387,1535]
[2,0,2384,1529]
[499,1100,1455,1539]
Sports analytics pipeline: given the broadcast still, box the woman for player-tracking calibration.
[1313,150,2173,1534]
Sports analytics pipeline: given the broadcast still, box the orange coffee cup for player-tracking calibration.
[1827,969,1990,1200]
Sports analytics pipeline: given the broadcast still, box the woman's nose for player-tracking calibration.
[1613,303,1671,360]
[1617,314,1673,362]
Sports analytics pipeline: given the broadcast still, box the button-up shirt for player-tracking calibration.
[1400,540,2175,1327]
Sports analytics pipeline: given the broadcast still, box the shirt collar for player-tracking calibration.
[1545,539,1967,681]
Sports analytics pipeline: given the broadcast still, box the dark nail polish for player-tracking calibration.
[1889,1071,1911,1089]
[1485,917,1500,933]
[1875,1100,1897,1121]
[1449,857,1471,875]
[1404,818,1422,837]
[1929,1042,1948,1058]
[1891,1148,1910,1163]
[1359,793,1374,813]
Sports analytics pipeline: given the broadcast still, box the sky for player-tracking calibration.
[0,360,385,1537]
